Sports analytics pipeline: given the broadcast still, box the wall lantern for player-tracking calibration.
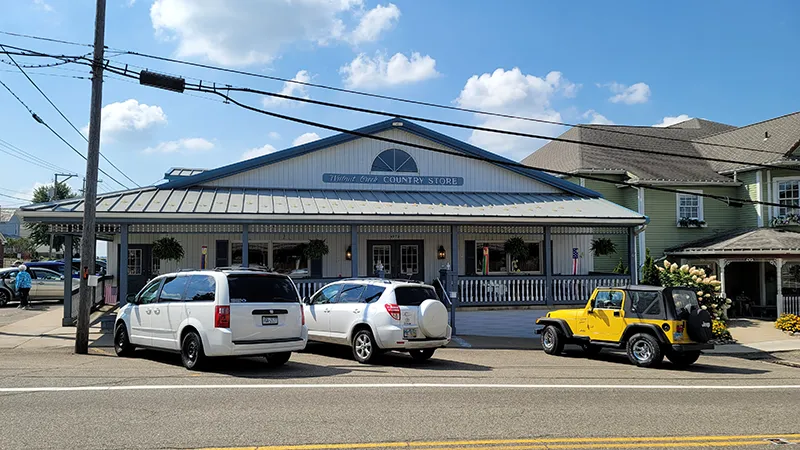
[345,246,352,261]
[437,245,446,260]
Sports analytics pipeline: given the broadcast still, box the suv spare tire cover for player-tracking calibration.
[686,308,713,343]
[418,299,448,338]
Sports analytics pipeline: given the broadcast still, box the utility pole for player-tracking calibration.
[76,0,106,354]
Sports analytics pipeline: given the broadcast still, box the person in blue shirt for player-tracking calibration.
[15,265,32,309]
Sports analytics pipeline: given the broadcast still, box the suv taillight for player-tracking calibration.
[385,303,401,321]
[214,305,230,328]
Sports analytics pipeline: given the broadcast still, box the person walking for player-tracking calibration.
[16,264,32,309]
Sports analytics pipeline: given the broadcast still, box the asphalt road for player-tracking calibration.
[1,343,798,450]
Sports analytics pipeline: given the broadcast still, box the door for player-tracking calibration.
[122,244,154,297]
[151,275,189,350]
[129,279,162,346]
[30,268,64,300]
[588,289,626,342]
[366,240,425,281]
[304,284,342,341]
[328,283,366,343]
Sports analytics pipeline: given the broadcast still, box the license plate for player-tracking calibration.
[261,316,278,325]
[403,328,417,339]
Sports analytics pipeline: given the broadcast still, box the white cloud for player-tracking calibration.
[150,0,372,66]
[341,52,439,88]
[84,99,167,142]
[455,68,577,160]
[144,138,214,154]
[605,82,651,105]
[268,131,281,140]
[292,132,321,147]
[582,110,615,125]
[240,144,278,161]
[263,70,311,107]
[32,0,53,12]
[653,114,692,127]
[350,3,400,44]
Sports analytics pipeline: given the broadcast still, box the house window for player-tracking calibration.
[399,244,419,275]
[475,241,542,274]
[127,249,142,276]
[232,242,269,267]
[676,192,703,223]
[272,243,309,276]
[776,179,800,217]
[372,245,391,274]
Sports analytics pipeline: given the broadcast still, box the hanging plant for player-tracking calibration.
[152,237,185,262]
[302,239,329,260]
[678,217,706,228]
[504,237,529,263]
[590,238,617,256]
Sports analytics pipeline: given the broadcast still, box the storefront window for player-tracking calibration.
[272,243,309,276]
[476,241,541,274]
[782,262,800,296]
[231,242,269,267]
[515,242,541,273]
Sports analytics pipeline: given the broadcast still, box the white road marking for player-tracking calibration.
[1,383,799,393]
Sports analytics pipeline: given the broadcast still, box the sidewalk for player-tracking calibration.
[705,318,800,355]
[0,306,114,349]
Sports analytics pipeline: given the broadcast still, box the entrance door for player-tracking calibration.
[366,240,425,281]
[121,244,154,297]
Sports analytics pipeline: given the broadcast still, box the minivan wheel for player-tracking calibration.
[264,352,291,368]
[114,323,135,357]
[626,333,664,368]
[541,325,565,355]
[181,331,206,370]
[409,348,435,362]
[352,329,380,364]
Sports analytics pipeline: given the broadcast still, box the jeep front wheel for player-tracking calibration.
[541,325,565,355]
[666,350,701,368]
[626,333,663,368]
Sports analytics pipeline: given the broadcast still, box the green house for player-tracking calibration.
[523,112,800,317]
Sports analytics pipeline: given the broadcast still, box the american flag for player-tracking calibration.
[572,248,579,275]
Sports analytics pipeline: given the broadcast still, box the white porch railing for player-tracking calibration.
[553,275,629,304]
[784,296,800,315]
[457,275,631,306]
[293,279,328,299]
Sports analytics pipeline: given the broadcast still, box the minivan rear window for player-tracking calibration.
[394,286,438,306]
[227,275,299,303]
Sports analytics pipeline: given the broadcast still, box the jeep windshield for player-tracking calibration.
[670,288,700,315]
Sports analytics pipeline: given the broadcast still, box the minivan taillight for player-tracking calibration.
[301,305,305,326]
[385,303,401,321]
[215,305,230,328]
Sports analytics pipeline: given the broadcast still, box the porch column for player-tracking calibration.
[450,225,459,334]
[717,258,727,298]
[119,224,129,306]
[544,226,553,306]
[777,258,785,317]
[350,225,358,278]
[628,227,637,285]
[241,224,249,268]
[62,234,73,326]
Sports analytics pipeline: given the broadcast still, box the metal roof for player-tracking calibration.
[665,228,800,255]
[19,187,646,225]
[165,168,207,178]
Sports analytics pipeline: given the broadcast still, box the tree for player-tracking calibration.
[640,248,660,286]
[25,183,79,254]
[4,237,37,257]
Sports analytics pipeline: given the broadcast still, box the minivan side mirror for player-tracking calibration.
[303,296,311,305]
[125,293,137,305]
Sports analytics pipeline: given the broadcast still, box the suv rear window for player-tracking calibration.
[394,286,437,306]
[227,275,299,303]
[670,288,700,314]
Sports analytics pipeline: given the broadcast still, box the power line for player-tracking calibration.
[0,44,139,188]
[0,36,786,156]
[0,30,93,48]
[0,68,91,80]
[0,138,77,173]
[0,191,30,202]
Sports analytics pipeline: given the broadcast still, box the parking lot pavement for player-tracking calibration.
[0,302,59,328]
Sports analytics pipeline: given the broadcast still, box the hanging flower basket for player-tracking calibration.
[590,238,617,256]
[302,239,329,260]
[152,237,185,262]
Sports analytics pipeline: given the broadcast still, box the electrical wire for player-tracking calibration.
[0,191,30,202]
[0,35,787,156]
[0,44,139,188]
[0,138,77,173]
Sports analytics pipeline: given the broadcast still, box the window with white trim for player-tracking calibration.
[676,192,703,222]
[776,179,800,217]
[475,241,542,274]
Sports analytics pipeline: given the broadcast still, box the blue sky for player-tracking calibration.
[1,0,799,209]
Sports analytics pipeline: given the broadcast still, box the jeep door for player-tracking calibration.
[587,289,626,342]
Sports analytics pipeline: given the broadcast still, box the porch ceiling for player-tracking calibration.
[666,228,800,256]
[19,187,645,225]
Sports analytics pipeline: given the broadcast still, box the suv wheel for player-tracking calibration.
[114,322,135,357]
[0,289,10,307]
[264,352,291,368]
[352,329,381,364]
[541,325,565,355]
[626,333,663,368]
[409,348,436,362]
[181,331,207,371]
[666,350,701,368]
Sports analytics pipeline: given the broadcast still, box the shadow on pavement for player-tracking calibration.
[558,347,770,374]
[301,342,492,372]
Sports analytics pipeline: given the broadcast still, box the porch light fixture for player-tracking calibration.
[437,245,446,260]
[345,246,352,260]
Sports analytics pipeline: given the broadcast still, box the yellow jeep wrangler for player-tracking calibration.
[535,285,714,367]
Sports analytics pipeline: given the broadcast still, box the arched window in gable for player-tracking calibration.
[371,149,418,173]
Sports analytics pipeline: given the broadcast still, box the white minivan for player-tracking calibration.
[114,269,308,370]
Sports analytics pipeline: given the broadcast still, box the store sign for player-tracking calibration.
[322,173,464,186]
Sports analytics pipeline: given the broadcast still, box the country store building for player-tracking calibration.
[20,119,646,328]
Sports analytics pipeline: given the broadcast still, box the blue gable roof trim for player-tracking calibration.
[161,118,601,198]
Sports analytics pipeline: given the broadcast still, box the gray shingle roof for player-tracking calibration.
[0,208,17,223]
[523,119,737,183]
[665,228,800,255]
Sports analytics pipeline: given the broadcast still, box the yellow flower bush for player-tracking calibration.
[775,314,800,333]
[712,320,731,339]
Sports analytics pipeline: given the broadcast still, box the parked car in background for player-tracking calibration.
[114,268,308,370]
[0,266,78,306]
[303,279,451,364]
[25,259,107,278]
